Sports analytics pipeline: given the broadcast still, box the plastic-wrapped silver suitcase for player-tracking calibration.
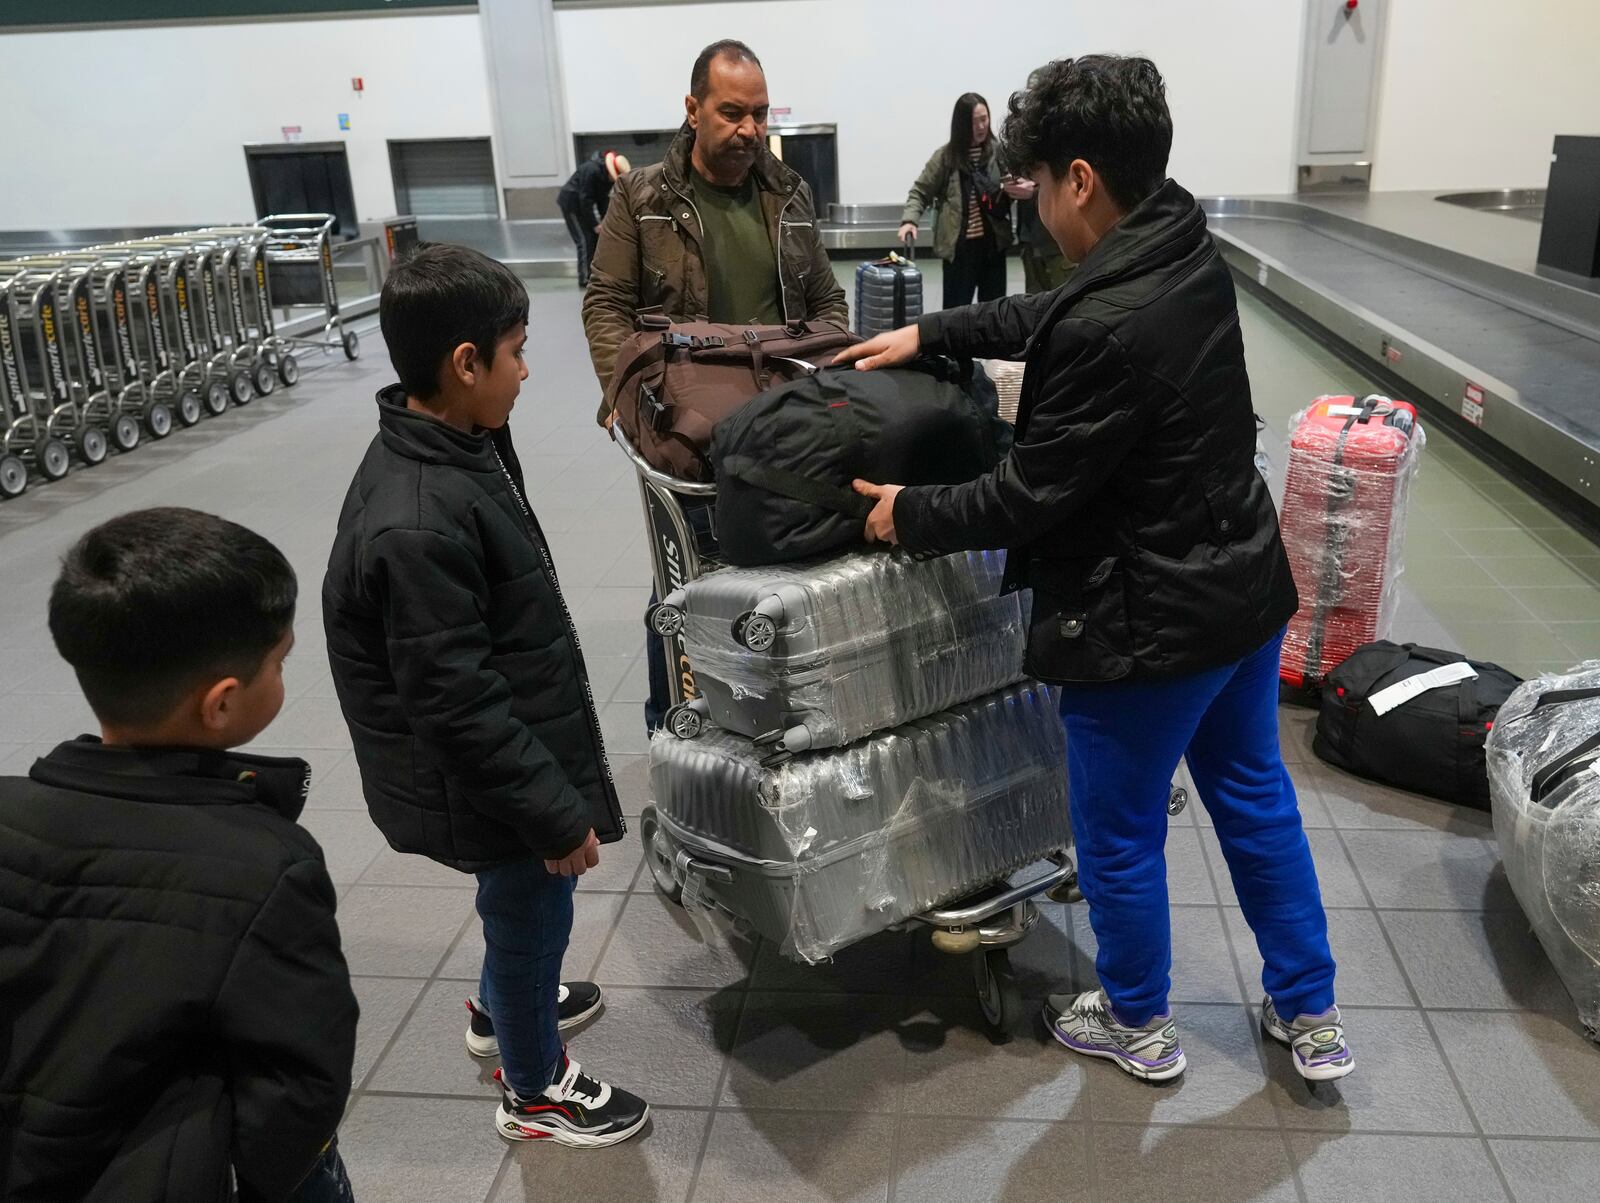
[1488,661,1600,1040]
[645,681,1072,964]
[655,549,1027,758]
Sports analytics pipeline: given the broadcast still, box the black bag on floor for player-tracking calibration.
[709,358,1007,566]
[1312,641,1523,808]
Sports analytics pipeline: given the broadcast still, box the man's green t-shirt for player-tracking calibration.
[691,168,783,325]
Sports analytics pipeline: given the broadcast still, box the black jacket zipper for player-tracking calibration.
[490,440,627,838]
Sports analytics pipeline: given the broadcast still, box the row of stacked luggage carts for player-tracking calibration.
[0,213,359,499]
[611,361,1094,1035]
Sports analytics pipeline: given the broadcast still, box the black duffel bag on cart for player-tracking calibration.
[1312,640,1522,808]
[709,357,1007,566]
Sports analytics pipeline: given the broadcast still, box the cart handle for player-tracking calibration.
[913,850,1075,928]
[610,423,718,498]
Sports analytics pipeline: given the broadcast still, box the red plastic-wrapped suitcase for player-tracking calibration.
[1278,394,1424,691]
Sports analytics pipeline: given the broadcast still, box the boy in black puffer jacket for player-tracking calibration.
[0,508,357,1202]
[322,243,647,1147]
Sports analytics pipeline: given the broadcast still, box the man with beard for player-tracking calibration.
[582,38,847,735]
[582,38,847,418]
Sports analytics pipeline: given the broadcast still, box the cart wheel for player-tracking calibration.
[277,353,300,386]
[145,403,174,439]
[640,807,683,906]
[177,391,204,426]
[1167,786,1189,817]
[204,382,230,416]
[666,702,704,741]
[75,427,109,466]
[38,439,71,481]
[974,947,1022,1037]
[229,371,254,405]
[111,414,141,452]
[252,361,278,396]
[646,602,684,638]
[341,329,361,360]
[1046,865,1084,904]
[0,454,26,498]
[734,610,778,653]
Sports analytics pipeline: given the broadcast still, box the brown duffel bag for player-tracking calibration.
[605,316,860,481]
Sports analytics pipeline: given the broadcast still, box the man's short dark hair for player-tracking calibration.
[49,508,297,727]
[379,242,529,400]
[689,39,763,100]
[1004,55,1173,211]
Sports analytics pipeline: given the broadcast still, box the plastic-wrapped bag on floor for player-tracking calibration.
[1487,661,1600,1040]
[666,548,1027,759]
[646,681,1072,964]
[1278,395,1424,692]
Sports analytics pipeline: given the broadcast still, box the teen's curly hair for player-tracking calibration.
[1004,56,1173,211]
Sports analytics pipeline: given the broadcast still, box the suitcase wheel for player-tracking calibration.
[734,610,778,653]
[666,701,704,740]
[640,806,684,906]
[974,947,1021,1039]
[1167,785,1189,817]
[646,601,685,638]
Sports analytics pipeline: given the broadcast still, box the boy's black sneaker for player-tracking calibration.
[492,1058,649,1147]
[465,984,604,1057]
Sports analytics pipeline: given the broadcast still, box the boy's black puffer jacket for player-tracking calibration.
[897,179,1299,684]
[0,740,356,1203]
[323,389,624,871]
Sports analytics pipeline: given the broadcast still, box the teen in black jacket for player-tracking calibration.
[845,56,1352,1089]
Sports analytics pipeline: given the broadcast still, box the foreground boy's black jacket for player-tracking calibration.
[898,179,1299,684]
[0,739,357,1203]
[323,390,624,871]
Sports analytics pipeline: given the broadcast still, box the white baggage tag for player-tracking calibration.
[1325,405,1367,417]
[1367,661,1478,717]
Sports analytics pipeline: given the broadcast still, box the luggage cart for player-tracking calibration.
[0,267,108,473]
[258,214,361,365]
[614,424,1079,1035]
[125,235,257,408]
[193,224,297,388]
[97,240,234,417]
[100,245,205,431]
[6,255,145,453]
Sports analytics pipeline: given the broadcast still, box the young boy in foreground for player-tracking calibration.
[0,508,359,1201]
[322,243,646,1146]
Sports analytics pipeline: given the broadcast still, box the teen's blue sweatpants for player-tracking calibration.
[1055,630,1336,1026]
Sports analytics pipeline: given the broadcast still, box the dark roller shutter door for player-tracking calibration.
[389,138,498,218]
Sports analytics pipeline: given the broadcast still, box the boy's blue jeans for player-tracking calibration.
[1057,630,1337,1027]
[473,857,575,1097]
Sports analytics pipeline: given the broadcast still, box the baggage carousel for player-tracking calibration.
[1201,191,1600,530]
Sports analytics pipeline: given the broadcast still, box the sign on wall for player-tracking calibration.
[0,1,475,28]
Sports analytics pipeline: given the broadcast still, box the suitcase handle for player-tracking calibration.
[674,849,734,884]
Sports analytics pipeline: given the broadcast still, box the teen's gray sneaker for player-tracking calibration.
[1044,989,1187,1082]
[1261,996,1354,1082]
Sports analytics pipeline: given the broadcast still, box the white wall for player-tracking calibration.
[0,12,493,229]
[556,0,1308,203]
[1370,0,1600,192]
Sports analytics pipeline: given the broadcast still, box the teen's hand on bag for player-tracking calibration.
[546,829,601,876]
[834,324,920,372]
[852,480,903,545]
[897,222,918,244]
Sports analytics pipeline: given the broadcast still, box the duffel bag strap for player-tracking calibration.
[1530,686,1600,713]
[720,454,873,519]
[1530,729,1600,804]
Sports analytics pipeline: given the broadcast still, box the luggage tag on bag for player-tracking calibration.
[1367,661,1477,717]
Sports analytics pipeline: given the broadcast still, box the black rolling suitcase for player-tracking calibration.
[855,238,923,338]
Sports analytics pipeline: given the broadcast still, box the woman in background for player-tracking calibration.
[899,93,1015,307]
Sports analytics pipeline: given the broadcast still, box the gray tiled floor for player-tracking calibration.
[2,266,1598,1202]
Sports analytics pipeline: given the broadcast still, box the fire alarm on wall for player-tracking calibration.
[351,77,364,95]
